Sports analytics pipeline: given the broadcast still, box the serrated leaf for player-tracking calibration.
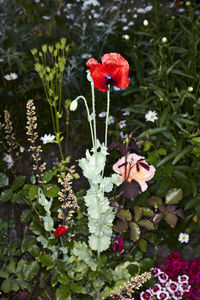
[129,222,140,242]
[117,210,132,221]
[12,176,26,190]
[138,219,154,230]
[72,241,97,271]
[165,188,183,205]
[0,173,9,187]
[113,221,128,233]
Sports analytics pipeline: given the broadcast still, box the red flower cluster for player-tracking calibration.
[54,225,69,237]
[159,252,200,299]
[86,53,129,92]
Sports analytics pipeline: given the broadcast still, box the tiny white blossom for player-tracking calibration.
[162,37,168,43]
[19,146,25,153]
[122,34,130,40]
[42,15,51,20]
[119,120,126,129]
[145,110,158,122]
[188,86,193,92]
[99,111,107,118]
[123,26,129,31]
[178,233,189,243]
[143,19,149,26]
[7,161,14,169]
[3,154,13,164]
[4,73,18,80]
[128,21,134,26]
[40,134,55,144]
[120,132,128,139]
[137,8,146,13]
[88,112,96,121]
[107,116,114,125]
[81,53,92,59]
[122,111,130,116]
[82,0,100,10]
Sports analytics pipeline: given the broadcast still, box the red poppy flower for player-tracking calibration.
[86,53,129,92]
[54,225,69,237]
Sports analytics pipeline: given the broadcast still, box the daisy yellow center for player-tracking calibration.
[9,75,13,79]
[6,157,9,160]
[46,139,50,142]
[182,236,186,240]
[150,115,154,119]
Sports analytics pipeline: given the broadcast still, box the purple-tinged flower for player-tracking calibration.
[113,237,124,253]
[157,290,170,300]
[157,272,169,283]
[166,279,178,293]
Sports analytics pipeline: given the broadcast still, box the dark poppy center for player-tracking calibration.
[105,74,115,85]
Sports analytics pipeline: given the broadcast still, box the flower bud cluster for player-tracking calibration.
[26,99,46,184]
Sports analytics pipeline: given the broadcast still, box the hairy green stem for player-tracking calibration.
[105,85,110,148]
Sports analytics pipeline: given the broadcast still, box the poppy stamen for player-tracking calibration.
[105,74,116,85]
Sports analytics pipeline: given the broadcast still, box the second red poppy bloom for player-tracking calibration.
[86,53,129,92]
[54,225,69,237]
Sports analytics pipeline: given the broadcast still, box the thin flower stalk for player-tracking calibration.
[4,110,18,155]
[26,99,46,184]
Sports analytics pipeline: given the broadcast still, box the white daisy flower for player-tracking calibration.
[88,112,96,122]
[81,53,92,59]
[178,233,189,243]
[4,73,18,80]
[99,111,107,118]
[40,134,55,144]
[3,154,13,164]
[107,116,114,125]
[145,110,158,122]
[162,37,168,43]
[120,132,128,139]
[122,111,130,116]
[119,120,126,129]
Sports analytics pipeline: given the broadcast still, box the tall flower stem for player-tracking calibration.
[74,96,94,147]
[91,82,97,150]
[105,85,111,148]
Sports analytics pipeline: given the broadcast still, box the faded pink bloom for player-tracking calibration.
[113,153,156,192]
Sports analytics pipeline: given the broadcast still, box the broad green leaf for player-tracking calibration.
[56,286,71,300]
[0,189,13,203]
[20,209,32,223]
[165,188,183,205]
[113,221,128,233]
[23,261,39,281]
[12,176,26,190]
[0,269,9,278]
[142,208,153,217]
[1,278,19,293]
[129,222,140,242]
[21,236,37,253]
[12,193,26,205]
[42,215,54,232]
[57,273,69,285]
[6,260,16,273]
[0,173,9,187]
[117,209,132,221]
[138,219,154,230]
[70,283,86,293]
[163,212,178,228]
[134,206,143,222]
[29,185,39,201]
[140,258,154,270]
[72,241,97,271]
[43,184,60,198]
[138,238,148,252]
[42,171,54,183]
[37,254,54,269]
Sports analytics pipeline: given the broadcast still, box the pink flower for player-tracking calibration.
[157,272,169,283]
[151,283,162,295]
[113,237,124,252]
[166,279,178,293]
[113,153,155,192]
[140,290,152,300]
[157,290,170,300]
[178,275,189,283]
[172,290,183,300]
[151,267,162,277]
